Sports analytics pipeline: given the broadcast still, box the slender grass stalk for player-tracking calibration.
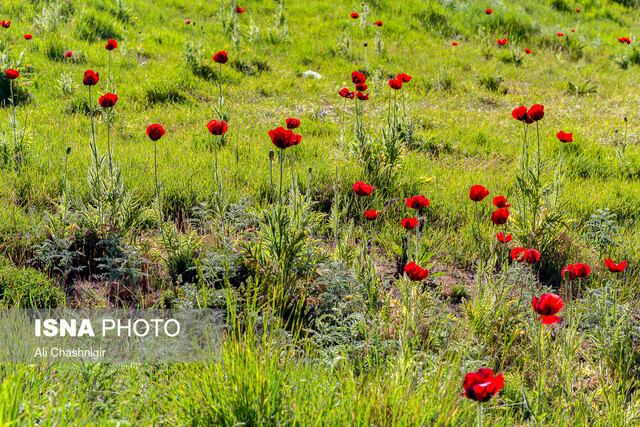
[108,50,112,91]
[269,150,275,201]
[218,62,223,114]
[154,140,159,196]
[473,202,479,238]
[535,121,541,180]
[105,109,114,176]
[394,89,398,129]
[87,86,99,166]
[387,87,392,125]
[402,90,407,125]
[341,96,347,138]
[9,79,18,169]
[214,135,220,191]
[536,317,544,419]
[416,208,422,256]
[520,122,527,170]
[279,148,284,205]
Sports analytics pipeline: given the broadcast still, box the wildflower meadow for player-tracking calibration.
[2,0,640,425]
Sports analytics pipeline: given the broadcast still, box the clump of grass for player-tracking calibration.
[433,68,454,92]
[44,39,66,61]
[479,75,508,94]
[231,58,270,76]
[414,4,456,37]
[567,79,597,96]
[76,13,120,42]
[144,82,188,105]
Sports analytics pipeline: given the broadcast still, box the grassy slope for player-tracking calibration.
[2,0,640,425]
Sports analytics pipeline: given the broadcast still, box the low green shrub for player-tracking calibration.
[0,259,65,308]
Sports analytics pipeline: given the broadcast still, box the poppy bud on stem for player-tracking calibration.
[63,146,71,189]
[363,42,367,70]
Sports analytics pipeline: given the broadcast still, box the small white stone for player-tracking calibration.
[302,70,323,79]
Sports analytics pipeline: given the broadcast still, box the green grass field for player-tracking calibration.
[2,0,640,424]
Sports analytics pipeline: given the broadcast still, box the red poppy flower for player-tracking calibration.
[618,37,632,44]
[404,261,429,281]
[98,93,118,108]
[356,91,369,101]
[452,42,458,46]
[525,48,532,54]
[511,106,532,123]
[397,73,412,83]
[285,118,300,129]
[1,21,10,29]
[556,131,573,142]
[235,7,245,13]
[83,70,100,86]
[469,185,489,202]
[356,83,368,91]
[493,196,511,208]
[353,181,375,197]
[350,12,359,19]
[375,21,383,26]
[576,8,580,12]
[571,29,576,32]
[213,51,228,64]
[24,34,32,40]
[388,79,402,90]
[401,217,419,231]
[604,258,627,273]
[269,127,298,149]
[557,32,564,37]
[573,262,591,278]
[185,20,191,24]
[206,119,228,135]
[365,209,380,221]
[523,249,541,264]
[406,195,430,210]
[497,39,507,45]
[146,124,166,141]
[511,247,526,262]
[351,71,366,85]
[339,88,355,99]
[462,368,503,403]
[532,293,563,324]
[105,39,118,50]
[485,8,493,14]
[527,104,544,121]
[497,232,512,243]
[491,208,510,225]
[563,263,590,280]
[4,69,19,80]
[65,51,73,58]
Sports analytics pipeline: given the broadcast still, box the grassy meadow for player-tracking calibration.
[2,0,640,424]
